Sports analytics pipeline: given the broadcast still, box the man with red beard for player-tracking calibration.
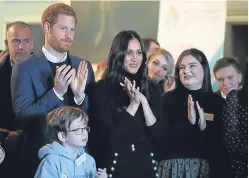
[11,3,94,178]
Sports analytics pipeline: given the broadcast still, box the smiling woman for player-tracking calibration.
[146,48,230,178]
[88,30,162,178]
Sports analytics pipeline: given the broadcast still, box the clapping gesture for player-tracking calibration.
[70,61,88,101]
[54,65,75,97]
[120,77,140,105]
[188,95,206,130]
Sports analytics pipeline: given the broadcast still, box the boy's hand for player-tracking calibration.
[96,168,107,178]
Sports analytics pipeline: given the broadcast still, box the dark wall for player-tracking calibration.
[71,1,159,63]
[232,25,248,74]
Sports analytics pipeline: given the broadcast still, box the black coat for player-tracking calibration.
[0,55,15,130]
[147,88,231,178]
[88,77,161,178]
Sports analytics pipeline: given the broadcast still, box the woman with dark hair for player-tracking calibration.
[88,30,161,178]
[221,62,248,178]
[146,48,228,178]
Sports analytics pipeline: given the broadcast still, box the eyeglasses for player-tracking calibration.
[66,126,90,135]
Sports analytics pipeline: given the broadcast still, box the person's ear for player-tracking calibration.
[57,131,67,142]
[43,22,51,34]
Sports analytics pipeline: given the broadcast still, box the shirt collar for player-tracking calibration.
[10,58,15,67]
[221,91,226,99]
[42,46,67,63]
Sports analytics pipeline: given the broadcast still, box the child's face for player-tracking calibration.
[64,117,89,147]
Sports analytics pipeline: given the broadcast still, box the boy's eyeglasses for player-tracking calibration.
[66,126,90,135]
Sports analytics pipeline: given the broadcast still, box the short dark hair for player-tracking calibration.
[7,21,31,33]
[41,3,77,31]
[105,30,149,96]
[213,57,241,76]
[143,38,160,54]
[46,106,88,143]
[175,48,212,92]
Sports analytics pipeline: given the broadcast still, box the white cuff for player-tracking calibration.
[53,88,64,101]
[74,94,85,105]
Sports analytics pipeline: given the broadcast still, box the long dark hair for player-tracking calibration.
[104,30,149,96]
[175,48,212,92]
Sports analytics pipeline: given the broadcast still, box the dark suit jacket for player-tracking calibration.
[11,49,94,177]
[0,55,15,130]
[11,50,94,125]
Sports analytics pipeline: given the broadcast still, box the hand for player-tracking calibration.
[70,61,88,101]
[164,75,175,92]
[120,77,140,105]
[96,168,108,178]
[188,95,196,125]
[196,101,206,130]
[54,65,75,97]
[0,50,9,67]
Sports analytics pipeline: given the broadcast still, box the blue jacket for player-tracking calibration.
[11,50,95,122]
[10,50,95,176]
[35,141,96,178]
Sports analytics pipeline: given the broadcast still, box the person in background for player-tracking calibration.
[221,62,248,178]
[147,48,175,93]
[35,106,107,178]
[95,60,107,82]
[0,21,33,131]
[0,21,33,178]
[143,38,160,56]
[213,57,242,99]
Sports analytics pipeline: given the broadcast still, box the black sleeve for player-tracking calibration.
[88,82,145,165]
[221,90,241,156]
[146,92,174,145]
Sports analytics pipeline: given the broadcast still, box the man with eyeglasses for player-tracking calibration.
[0,21,33,178]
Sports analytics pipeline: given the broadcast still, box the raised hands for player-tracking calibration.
[54,64,75,97]
[54,61,88,102]
[188,95,197,125]
[120,77,140,105]
[70,61,88,101]
[96,168,108,178]
[188,95,206,130]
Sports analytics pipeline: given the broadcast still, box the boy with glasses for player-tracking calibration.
[35,106,107,178]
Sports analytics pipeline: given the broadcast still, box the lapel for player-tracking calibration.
[35,50,54,88]
[68,53,79,72]
[34,50,80,90]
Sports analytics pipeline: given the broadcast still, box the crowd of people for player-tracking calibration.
[0,2,247,178]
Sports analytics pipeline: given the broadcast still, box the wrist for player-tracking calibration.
[140,97,148,105]
[188,117,196,125]
[75,93,85,101]
[130,100,140,107]
[53,87,64,97]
